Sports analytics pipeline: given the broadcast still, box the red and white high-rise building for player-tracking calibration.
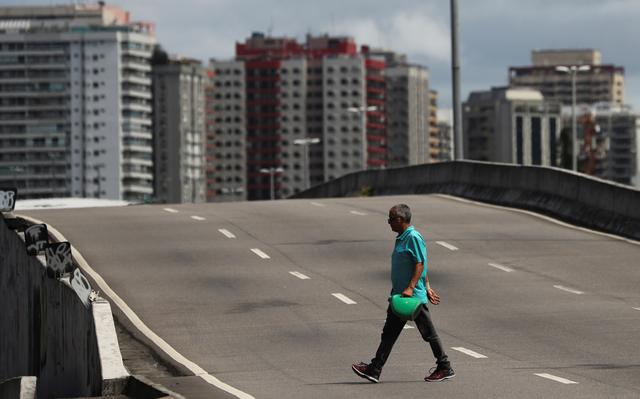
[208,32,432,201]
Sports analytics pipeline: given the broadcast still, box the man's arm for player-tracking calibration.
[401,262,424,297]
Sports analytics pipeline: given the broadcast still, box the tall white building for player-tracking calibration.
[0,3,155,201]
[463,87,562,166]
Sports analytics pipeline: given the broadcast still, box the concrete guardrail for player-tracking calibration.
[0,211,181,398]
[292,160,640,240]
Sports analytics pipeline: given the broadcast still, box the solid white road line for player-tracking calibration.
[20,215,255,399]
[488,262,514,272]
[534,373,578,384]
[191,216,206,221]
[250,248,271,259]
[349,210,367,216]
[163,208,179,213]
[332,293,357,304]
[289,271,310,280]
[436,194,640,247]
[310,202,325,207]
[451,347,488,359]
[553,285,584,295]
[436,241,459,251]
[218,229,236,239]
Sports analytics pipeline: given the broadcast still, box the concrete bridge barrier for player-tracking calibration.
[0,213,181,398]
[292,161,640,240]
[0,377,37,399]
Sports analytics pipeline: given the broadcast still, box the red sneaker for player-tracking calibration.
[352,362,380,383]
[425,367,455,382]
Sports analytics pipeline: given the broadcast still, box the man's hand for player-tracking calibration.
[401,287,414,297]
[427,287,441,305]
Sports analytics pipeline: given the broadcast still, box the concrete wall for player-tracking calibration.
[0,214,102,398]
[292,160,640,240]
[0,377,37,399]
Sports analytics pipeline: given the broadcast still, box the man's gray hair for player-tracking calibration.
[391,204,411,223]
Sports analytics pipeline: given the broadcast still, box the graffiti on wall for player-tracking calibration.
[71,268,92,308]
[45,242,73,277]
[25,224,48,256]
[0,188,17,212]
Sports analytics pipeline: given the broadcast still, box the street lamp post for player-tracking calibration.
[259,167,284,200]
[556,64,591,171]
[293,137,320,190]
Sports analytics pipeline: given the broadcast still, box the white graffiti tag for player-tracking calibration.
[0,189,16,212]
[46,242,72,275]
[25,224,48,255]
[71,268,92,308]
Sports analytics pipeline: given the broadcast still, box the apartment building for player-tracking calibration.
[0,3,155,201]
[207,60,247,202]
[152,50,206,203]
[573,103,639,186]
[463,87,562,166]
[385,64,429,167]
[509,49,625,106]
[208,33,389,200]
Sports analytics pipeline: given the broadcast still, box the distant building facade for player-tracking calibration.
[509,49,625,106]
[436,121,453,162]
[209,33,394,201]
[571,103,639,187]
[152,51,206,203]
[0,3,155,201]
[206,60,247,202]
[463,87,562,166]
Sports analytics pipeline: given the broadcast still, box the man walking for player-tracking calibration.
[352,204,455,383]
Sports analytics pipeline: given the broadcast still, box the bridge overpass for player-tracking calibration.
[17,193,640,398]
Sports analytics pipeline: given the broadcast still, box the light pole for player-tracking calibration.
[293,137,320,190]
[450,0,463,160]
[259,167,284,200]
[556,64,591,171]
[347,105,378,170]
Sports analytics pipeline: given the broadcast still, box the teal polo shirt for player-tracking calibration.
[391,226,428,304]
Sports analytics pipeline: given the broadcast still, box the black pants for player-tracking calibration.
[371,304,450,372]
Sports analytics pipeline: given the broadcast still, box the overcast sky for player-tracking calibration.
[9,0,640,112]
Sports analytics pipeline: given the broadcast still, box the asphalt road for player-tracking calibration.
[21,195,640,399]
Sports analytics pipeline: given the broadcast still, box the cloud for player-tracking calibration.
[331,10,450,63]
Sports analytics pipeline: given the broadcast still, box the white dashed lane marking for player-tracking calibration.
[289,271,310,280]
[534,373,578,384]
[633,307,640,311]
[553,285,584,295]
[163,208,179,213]
[488,263,514,272]
[191,216,206,221]
[435,241,459,251]
[403,325,414,329]
[250,248,271,259]
[451,347,488,359]
[218,229,236,239]
[332,293,357,304]
[349,210,367,216]
[310,202,326,207]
